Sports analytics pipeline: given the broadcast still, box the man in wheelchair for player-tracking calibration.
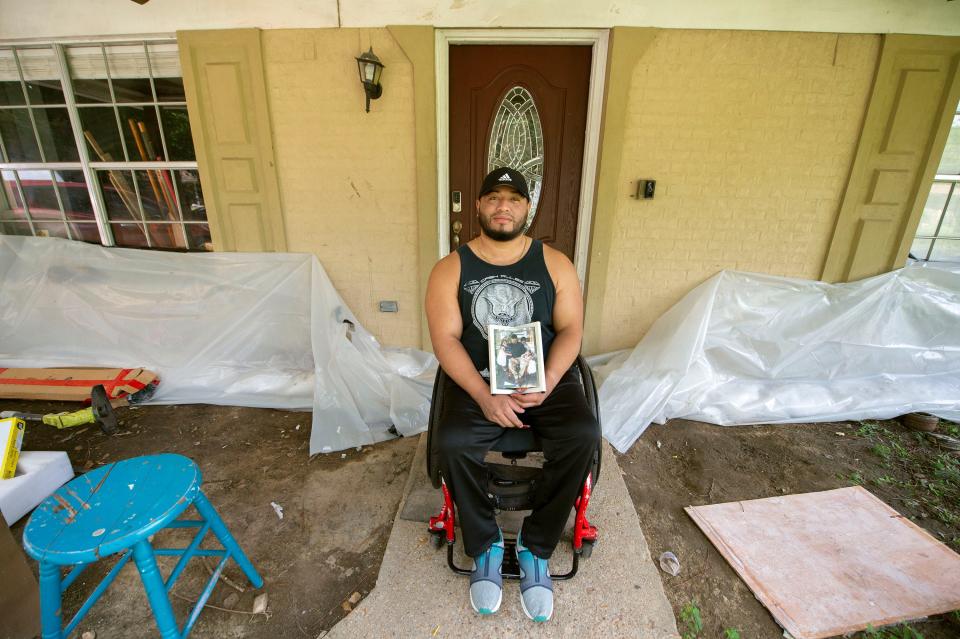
[424,167,601,622]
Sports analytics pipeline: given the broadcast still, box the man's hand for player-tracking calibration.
[511,370,561,409]
[476,393,528,428]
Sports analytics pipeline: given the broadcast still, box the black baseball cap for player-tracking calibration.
[479,167,530,200]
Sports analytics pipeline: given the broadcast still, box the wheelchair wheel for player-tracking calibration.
[575,355,602,489]
[426,367,447,489]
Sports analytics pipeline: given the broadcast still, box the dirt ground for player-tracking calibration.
[9,399,960,639]
[620,417,960,639]
[9,400,417,639]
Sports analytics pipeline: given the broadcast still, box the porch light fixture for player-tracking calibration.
[355,47,384,112]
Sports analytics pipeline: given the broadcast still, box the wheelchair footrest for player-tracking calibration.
[485,462,540,511]
[445,535,580,581]
[501,537,521,578]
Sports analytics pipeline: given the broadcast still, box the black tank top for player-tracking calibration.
[457,239,556,375]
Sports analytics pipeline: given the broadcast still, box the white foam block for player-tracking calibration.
[0,451,74,526]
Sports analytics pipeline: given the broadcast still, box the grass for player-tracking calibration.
[858,623,926,638]
[679,602,703,639]
[678,601,743,639]
[854,419,960,546]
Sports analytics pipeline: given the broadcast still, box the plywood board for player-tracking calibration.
[686,486,960,639]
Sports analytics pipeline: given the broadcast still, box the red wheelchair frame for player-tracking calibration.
[425,355,600,580]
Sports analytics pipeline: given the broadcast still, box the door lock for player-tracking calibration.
[452,220,462,247]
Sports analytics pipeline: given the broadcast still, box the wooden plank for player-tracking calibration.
[686,486,960,639]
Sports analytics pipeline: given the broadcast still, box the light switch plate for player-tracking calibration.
[379,300,399,313]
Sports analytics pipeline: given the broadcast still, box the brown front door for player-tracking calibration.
[449,45,591,260]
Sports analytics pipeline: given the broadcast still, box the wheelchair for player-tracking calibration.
[426,355,601,580]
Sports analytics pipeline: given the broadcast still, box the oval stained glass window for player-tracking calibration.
[487,86,543,230]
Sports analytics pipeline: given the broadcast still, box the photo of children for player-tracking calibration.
[488,321,546,394]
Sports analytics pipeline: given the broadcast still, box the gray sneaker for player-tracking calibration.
[469,530,504,615]
[516,532,553,622]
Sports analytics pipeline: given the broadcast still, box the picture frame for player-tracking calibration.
[487,321,546,394]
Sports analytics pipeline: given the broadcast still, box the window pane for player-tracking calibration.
[67,222,101,244]
[929,239,960,262]
[119,106,162,161]
[97,170,141,221]
[111,78,152,103]
[78,106,124,161]
[159,106,195,160]
[55,170,94,221]
[17,170,61,220]
[938,113,960,175]
[916,182,952,236]
[25,80,64,105]
[909,238,932,261]
[0,221,32,236]
[176,169,205,221]
[34,221,68,238]
[112,222,187,250]
[34,107,79,162]
[938,188,960,238]
[145,223,185,249]
[132,169,175,221]
[2,48,61,105]
[1,170,24,219]
[72,79,113,104]
[67,45,112,104]
[186,223,211,250]
[0,108,41,161]
[104,44,152,80]
[154,77,185,102]
[488,85,545,228]
[146,42,182,81]
[0,81,26,106]
[110,222,148,248]
[0,49,25,105]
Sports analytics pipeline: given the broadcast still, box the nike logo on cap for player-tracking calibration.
[499,173,512,181]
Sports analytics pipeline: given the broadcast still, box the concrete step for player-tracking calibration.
[327,433,679,638]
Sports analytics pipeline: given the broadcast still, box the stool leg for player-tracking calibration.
[193,491,264,588]
[38,562,63,639]
[132,540,180,639]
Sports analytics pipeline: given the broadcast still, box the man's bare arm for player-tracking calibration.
[425,253,526,427]
[513,246,583,407]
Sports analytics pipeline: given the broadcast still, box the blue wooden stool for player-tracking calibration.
[22,453,263,639]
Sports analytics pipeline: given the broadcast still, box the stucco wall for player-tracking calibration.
[261,28,420,348]
[597,30,881,353]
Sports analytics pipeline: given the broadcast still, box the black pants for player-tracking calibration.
[436,367,601,560]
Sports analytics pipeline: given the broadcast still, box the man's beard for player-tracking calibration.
[478,211,529,242]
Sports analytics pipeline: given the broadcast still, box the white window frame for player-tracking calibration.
[0,34,203,249]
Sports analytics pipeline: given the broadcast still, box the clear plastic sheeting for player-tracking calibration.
[601,266,960,453]
[0,236,436,454]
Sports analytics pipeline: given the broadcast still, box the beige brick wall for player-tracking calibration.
[262,28,420,348]
[598,30,880,352]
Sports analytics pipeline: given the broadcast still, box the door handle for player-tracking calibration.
[452,220,462,247]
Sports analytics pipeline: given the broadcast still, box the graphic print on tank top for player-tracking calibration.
[462,276,543,334]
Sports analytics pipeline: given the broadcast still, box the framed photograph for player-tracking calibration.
[487,321,546,394]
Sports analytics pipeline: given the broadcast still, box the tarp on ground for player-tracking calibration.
[0,236,435,454]
[600,265,960,453]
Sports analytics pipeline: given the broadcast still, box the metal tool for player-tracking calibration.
[1,384,118,435]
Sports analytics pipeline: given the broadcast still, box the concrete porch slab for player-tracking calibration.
[328,434,679,638]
